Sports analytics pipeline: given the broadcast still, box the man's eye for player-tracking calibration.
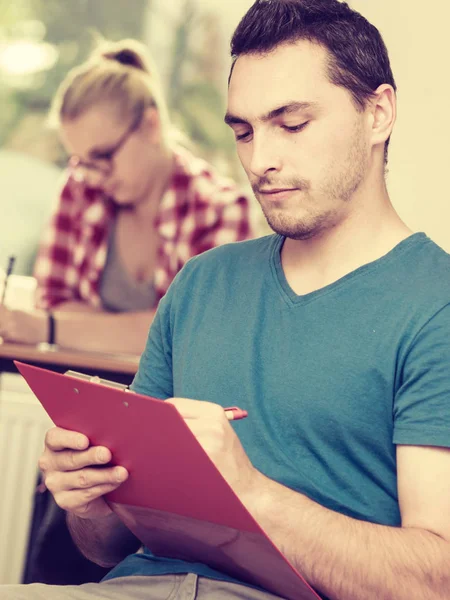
[235,131,252,142]
[283,122,309,133]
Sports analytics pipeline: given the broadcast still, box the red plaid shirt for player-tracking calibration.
[34,147,254,310]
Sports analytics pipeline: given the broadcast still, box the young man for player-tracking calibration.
[5,1,450,599]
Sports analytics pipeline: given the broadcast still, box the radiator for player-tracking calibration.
[0,373,53,584]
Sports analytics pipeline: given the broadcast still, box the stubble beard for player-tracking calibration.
[254,126,368,241]
[257,187,334,241]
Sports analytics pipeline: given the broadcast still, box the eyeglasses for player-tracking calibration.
[68,112,143,184]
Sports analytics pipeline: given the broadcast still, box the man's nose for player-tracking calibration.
[249,132,282,178]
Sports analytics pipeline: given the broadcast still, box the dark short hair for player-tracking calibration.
[230,0,396,161]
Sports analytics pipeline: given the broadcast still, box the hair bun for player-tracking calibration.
[96,40,150,73]
[115,48,136,67]
[108,48,142,69]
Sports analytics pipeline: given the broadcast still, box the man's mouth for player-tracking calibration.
[258,188,298,194]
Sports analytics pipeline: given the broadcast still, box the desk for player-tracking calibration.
[0,342,139,385]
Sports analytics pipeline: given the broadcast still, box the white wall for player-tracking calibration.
[0,150,61,275]
[351,0,450,251]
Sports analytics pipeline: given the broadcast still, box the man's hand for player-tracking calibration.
[167,398,261,502]
[39,426,129,519]
[0,306,47,344]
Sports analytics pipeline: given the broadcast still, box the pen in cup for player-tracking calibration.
[1,255,16,305]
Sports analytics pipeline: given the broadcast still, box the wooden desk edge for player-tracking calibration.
[0,343,139,375]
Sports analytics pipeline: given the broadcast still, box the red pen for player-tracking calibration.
[224,406,248,421]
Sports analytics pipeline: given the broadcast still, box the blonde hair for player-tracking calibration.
[49,39,171,145]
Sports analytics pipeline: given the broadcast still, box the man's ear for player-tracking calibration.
[140,106,162,144]
[369,84,397,148]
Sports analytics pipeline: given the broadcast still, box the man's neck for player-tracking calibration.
[281,186,413,296]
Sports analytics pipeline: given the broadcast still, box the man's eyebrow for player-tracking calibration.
[224,113,248,126]
[263,101,319,121]
[224,101,319,127]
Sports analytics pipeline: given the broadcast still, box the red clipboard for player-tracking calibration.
[15,361,322,600]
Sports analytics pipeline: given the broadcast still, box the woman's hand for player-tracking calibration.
[0,306,48,344]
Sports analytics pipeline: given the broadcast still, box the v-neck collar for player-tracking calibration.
[270,232,429,307]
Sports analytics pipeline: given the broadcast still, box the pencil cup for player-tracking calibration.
[1,275,37,310]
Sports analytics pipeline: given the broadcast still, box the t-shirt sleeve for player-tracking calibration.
[130,276,176,399]
[393,302,450,447]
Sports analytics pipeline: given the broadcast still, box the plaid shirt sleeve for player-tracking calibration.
[178,151,256,256]
[154,156,256,299]
[34,177,90,309]
[188,187,254,256]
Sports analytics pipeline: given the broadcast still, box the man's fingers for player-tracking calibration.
[40,445,112,473]
[55,483,123,513]
[45,466,128,494]
[45,426,89,452]
[61,446,112,472]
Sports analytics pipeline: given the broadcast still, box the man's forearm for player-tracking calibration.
[245,473,450,600]
[67,512,141,568]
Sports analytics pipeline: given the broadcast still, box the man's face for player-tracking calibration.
[226,41,372,240]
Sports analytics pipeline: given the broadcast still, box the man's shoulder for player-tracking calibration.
[391,235,450,321]
[157,235,276,327]
[172,235,275,289]
[405,235,450,289]
[190,234,275,265]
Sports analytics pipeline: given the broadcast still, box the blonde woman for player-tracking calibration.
[0,40,253,355]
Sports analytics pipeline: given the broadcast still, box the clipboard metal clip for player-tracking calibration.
[65,370,130,391]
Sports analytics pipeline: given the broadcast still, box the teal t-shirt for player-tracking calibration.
[105,232,450,588]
